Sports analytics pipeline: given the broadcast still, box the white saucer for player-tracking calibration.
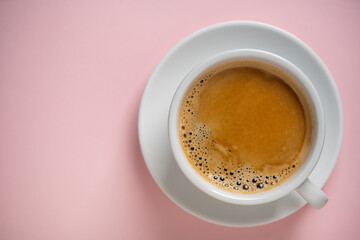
[138,21,343,227]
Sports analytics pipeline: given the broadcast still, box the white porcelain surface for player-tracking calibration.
[138,21,343,227]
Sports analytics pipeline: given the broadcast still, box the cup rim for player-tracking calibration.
[168,49,325,205]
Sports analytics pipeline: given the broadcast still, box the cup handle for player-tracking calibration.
[295,178,328,209]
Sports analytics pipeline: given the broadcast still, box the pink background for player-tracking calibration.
[0,0,359,239]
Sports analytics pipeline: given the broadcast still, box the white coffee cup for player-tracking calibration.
[168,49,328,209]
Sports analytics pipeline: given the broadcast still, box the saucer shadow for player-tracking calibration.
[125,81,168,206]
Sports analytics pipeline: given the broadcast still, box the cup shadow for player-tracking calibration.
[125,82,167,208]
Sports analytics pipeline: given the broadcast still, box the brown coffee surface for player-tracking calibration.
[179,61,312,193]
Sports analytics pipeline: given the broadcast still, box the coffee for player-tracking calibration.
[179,61,312,193]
